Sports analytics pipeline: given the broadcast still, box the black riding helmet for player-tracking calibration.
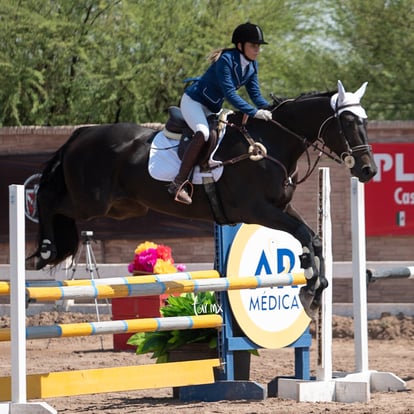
[231,22,268,45]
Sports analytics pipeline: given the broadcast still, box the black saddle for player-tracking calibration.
[164,106,218,166]
[165,106,189,136]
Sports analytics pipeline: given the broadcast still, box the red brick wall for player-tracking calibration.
[1,122,414,264]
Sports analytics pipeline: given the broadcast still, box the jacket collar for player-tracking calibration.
[232,50,254,84]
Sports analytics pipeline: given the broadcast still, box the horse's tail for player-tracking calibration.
[38,126,87,192]
[29,128,88,269]
[43,214,79,267]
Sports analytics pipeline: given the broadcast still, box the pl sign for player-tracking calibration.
[365,143,414,236]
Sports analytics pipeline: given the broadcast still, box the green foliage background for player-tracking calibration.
[1,0,413,126]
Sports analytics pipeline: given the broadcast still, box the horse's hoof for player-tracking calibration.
[40,239,53,260]
[38,239,57,265]
[35,242,60,269]
[299,286,319,320]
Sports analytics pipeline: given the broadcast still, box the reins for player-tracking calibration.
[219,111,341,186]
[222,115,291,181]
[267,116,333,185]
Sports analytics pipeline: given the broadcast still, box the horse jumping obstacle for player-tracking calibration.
[1,184,312,413]
[2,170,406,412]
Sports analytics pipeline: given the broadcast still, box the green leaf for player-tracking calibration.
[126,292,220,362]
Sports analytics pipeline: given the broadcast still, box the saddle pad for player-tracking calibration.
[148,131,224,184]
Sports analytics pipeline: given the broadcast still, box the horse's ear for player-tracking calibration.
[354,82,368,101]
[337,80,346,101]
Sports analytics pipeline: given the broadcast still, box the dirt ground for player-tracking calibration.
[1,312,413,414]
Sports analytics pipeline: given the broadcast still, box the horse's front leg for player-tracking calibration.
[284,204,328,319]
[298,234,328,318]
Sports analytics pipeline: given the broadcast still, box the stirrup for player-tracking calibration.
[169,180,194,205]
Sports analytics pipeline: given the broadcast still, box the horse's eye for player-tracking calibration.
[342,118,354,127]
[341,114,361,127]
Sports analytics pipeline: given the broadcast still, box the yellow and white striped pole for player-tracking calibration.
[26,272,306,302]
[0,314,223,341]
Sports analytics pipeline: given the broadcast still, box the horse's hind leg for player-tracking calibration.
[32,186,79,269]
[32,187,59,269]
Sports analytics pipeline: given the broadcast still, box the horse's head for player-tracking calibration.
[324,80,377,182]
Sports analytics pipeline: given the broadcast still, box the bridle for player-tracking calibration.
[219,99,370,186]
[333,102,372,168]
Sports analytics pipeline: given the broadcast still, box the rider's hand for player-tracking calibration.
[254,109,272,121]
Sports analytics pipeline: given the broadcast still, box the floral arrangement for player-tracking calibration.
[128,292,218,363]
[127,241,186,274]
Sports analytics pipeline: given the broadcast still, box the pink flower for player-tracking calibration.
[137,248,158,272]
[127,262,135,273]
[128,241,185,275]
[176,264,186,272]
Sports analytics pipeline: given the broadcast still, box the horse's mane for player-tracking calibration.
[140,122,164,131]
[265,90,335,111]
[294,90,336,101]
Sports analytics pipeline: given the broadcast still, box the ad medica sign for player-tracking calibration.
[365,143,414,236]
[227,225,310,349]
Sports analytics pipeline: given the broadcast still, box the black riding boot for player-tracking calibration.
[168,131,205,204]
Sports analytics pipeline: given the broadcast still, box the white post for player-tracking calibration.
[278,175,406,403]
[278,168,336,402]
[350,178,369,372]
[0,185,57,414]
[9,185,27,403]
[345,177,405,396]
[316,168,333,381]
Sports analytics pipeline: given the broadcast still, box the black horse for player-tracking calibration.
[30,81,377,317]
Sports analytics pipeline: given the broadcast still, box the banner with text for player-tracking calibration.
[365,143,414,236]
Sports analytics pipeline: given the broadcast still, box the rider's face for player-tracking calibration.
[242,42,261,61]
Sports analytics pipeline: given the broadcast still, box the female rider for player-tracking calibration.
[168,22,272,204]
